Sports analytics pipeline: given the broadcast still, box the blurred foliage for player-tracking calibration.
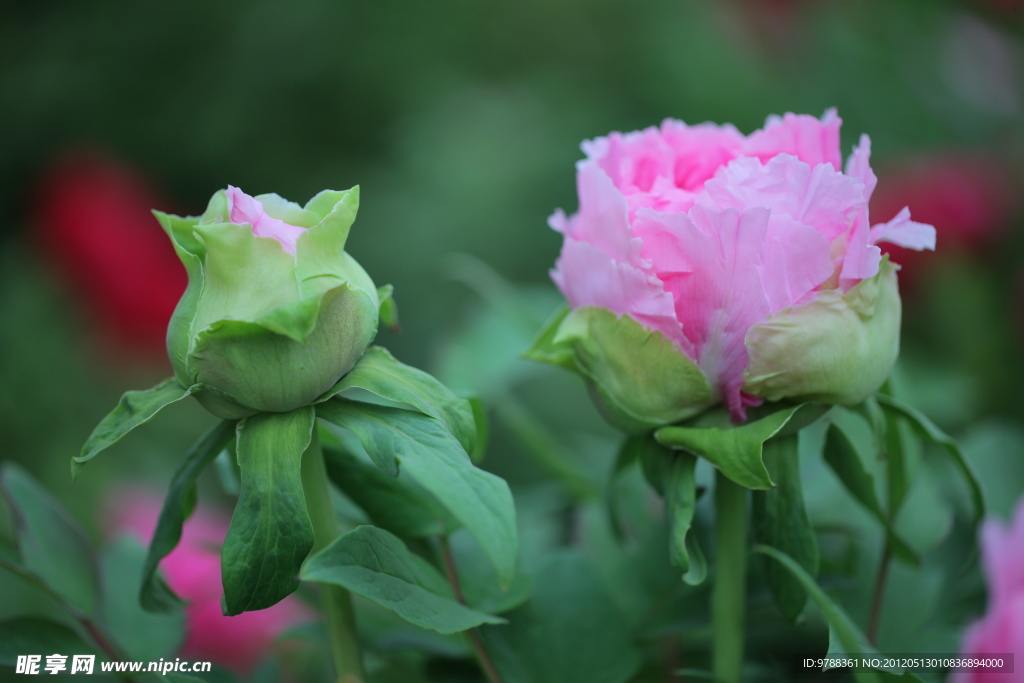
[3,0,1024,680]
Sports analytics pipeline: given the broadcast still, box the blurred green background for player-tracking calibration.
[2,0,1024,680]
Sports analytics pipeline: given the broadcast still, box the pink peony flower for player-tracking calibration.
[953,498,1024,682]
[105,489,314,675]
[550,110,935,421]
[225,186,307,255]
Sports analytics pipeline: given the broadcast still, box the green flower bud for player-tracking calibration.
[155,186,379,418]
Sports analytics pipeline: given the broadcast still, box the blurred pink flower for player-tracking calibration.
[953,498,1024,682]
[105,489,314,675]
[551,110,935,420]
[225,186,307,255]
[870,153,1016,287]
[33,151,187,360]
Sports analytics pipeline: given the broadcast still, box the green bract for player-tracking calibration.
[742,258,901,407]
[155,187,380,418]
[525,306,713,433]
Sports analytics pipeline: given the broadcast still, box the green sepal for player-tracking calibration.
[875,394,985,524]
[74,379,198,478]
[295,188,364,297]
[655,403,828,489]
[526,306,712,433]
[377,284,400,333]
[188,283,378,416]
[153,211,205,386]
[317,346,478,455]
[755,546,923,681]
[300,525,504,634]
[222,407,316,615]
[752,434,819,621]
[140,421,237,612]
[743,258,901,406]
[824,418,920,567]
[316,399,518,588]
[0,463,100,617]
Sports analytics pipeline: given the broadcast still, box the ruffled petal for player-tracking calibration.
[549,161,639,264]
[743,108,843,171]
[870,207,937,251]
[226,186,306,255]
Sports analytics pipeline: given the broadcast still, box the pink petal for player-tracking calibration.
[226,186,306,255]
[761,214,834,311]
[743,108,843,171]
[659,119,745,191]
[641,205,772,420]
[551,237,690,354]
[839,213,882,285]
[701,155,866,243]
[844,134,878,201]
[870,207,937,251]
[549,161,640,264]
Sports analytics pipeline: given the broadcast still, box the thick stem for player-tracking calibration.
[438,537,506,683]
[867,540,891,645]
[302,431,365,683]
[712,470,747,683]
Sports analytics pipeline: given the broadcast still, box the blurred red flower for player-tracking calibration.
[870,153,1017,286]
[33,151,187,359]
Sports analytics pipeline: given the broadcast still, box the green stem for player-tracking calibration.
[302,431,365,683]
[712,470,747,683]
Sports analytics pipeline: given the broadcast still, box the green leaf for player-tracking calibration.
[0,463,99,616]
[140,420,236,612]
[377,284,400,333]
[447,529,531,614]
[318,346,478,455]
[322,442,455,538]
[655,403,828,489]
[316,400,517,587]
[823,421,920,567]
[0,617,96,666]
[100,536,185,660]
[752,434,819,621]
[875,394,984,523]
[755,546,922,681]
[467,395,489,463]
[480,551,642,683]
[301,525,503,634]
[222,407,315,615]
[666,451,703,584]
[74,379,198,477]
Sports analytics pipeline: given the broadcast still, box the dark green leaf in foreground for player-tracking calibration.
[0,617,96,666]
[656,403,828,489]
[755,546,922,682]
[318,346,477,454]
[752,434,818,621]
[322,442,455,538]
[317,400,517,587]
[101,536,185,661]
[875,394,984,523]
[301,525,502,634]
[480,551,642,683]
[666,451,705,585]
[0,463,99,616]
[140,420,236,612]
[74,378,198,477]
[823,420,920,567]
[222,407,315,615]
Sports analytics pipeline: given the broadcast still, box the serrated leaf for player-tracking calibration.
[222,407,315,615]
[322,443,455,538]
[74,379,198,477]
[752,434,819,621]
[301,525,503,634]
[0,617,97,666]
[140,421,236,612]
[755,546,922,681]
[823,421,920,567]
[316,400,517,587]
[1,463,99,616]
[100,536,184,660]
[480,551,642,683]
[875,394,984,523]
[318,346,477,455]
[656,403,828,489]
